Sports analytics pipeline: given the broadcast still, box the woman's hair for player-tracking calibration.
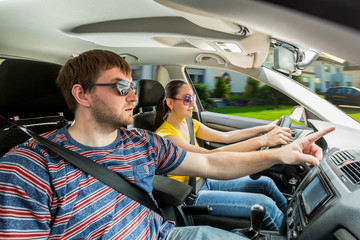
[154,80,187,131]
[56,49,131,112]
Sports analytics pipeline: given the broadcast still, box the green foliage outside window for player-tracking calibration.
[213,76,230,98]
[193,82,215,108]
[243,77,260,101]
[193,82,210,101]
[242,75,303,107]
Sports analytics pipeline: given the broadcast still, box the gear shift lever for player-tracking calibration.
[250,204,266,237]
[237,204,266,239]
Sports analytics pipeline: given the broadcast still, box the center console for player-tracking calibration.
[284,148,360,240]
[286,170,334,239]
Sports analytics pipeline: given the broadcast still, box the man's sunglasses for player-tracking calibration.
[81,80,136,96]
[171,94,196,106]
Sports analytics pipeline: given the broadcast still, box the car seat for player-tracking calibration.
[0,58,72,157]
[130,79,165,131]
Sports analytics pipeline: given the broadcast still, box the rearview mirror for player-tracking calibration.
[273,42,319,77]
[273,46,296,73]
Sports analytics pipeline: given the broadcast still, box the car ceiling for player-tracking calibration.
[1,0,360,68]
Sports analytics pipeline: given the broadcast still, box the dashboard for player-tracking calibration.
[284,120,360,240]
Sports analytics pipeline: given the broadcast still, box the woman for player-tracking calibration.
[154,80,291,231]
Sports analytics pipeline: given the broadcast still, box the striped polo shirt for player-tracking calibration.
[0,125,186,239]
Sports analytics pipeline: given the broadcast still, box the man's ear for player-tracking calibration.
[72,84,90,107]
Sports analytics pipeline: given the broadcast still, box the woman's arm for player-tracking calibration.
[194,121,291,151]
[165,126,291,153]
[195,121,273,143]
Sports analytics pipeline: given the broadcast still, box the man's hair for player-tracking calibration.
[56,49,132,112]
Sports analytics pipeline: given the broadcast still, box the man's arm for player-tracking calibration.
[169,127,335,180]
[0,152,51,238]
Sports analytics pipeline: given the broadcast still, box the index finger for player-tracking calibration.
[303,127,336,144]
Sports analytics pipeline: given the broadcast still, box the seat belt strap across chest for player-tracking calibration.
[186,117,206,195]
[1,116,162,216]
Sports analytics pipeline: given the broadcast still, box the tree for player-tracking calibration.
[193,82,210,102]
[253,74,302,107]
[213,76,230,98]
[292,75,304,85]
[244,77,260,99]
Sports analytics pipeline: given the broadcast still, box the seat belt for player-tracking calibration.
[186,117,206,196]
[0,116,162,216]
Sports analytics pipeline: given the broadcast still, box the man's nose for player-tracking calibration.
[127,88,138,102]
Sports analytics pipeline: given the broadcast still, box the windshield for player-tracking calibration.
[310,54,360,123]
[273,50,360,123]
[186,48,360,125]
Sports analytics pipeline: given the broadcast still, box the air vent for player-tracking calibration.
[330,151,355,165]
[341,162,360,184]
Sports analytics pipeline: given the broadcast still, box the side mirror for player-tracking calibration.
[290,106,307,124]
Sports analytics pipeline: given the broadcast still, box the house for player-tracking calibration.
[344,62,360,88]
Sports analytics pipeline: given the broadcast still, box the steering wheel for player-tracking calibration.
[277,115,292,128]
[260,115,292,151]
[251,115,292,179]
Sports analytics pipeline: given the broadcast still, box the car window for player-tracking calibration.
[327,88,335,94]
[131,64,299,122]
[186,66,297,122]
[333,88,340,94]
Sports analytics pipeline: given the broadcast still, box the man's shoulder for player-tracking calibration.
[125,127,158,139]
[5,126,66,156]
[124,127,172,149]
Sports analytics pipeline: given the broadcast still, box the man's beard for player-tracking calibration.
[91,95,133,131]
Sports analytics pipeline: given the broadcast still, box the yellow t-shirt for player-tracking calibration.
[155,118,200,184]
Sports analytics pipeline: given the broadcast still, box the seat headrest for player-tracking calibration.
[0,58,69,117]
[136,79,164,108]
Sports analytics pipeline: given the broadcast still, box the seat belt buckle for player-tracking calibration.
[184,192,197,205]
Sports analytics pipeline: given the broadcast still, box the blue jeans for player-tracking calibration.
[166,226,249,240]
[193,176,287,231]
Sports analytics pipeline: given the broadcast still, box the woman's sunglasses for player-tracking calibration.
[81,80,136,96]
[171,94,196,106]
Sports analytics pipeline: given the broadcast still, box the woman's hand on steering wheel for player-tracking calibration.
[260,115,292,150]
[261,126,291,147]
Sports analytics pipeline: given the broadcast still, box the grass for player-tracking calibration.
[208,105,360,123]
[341,108,360,122]
[208,105,294,121]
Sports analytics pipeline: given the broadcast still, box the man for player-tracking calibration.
[0,49,335,239]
